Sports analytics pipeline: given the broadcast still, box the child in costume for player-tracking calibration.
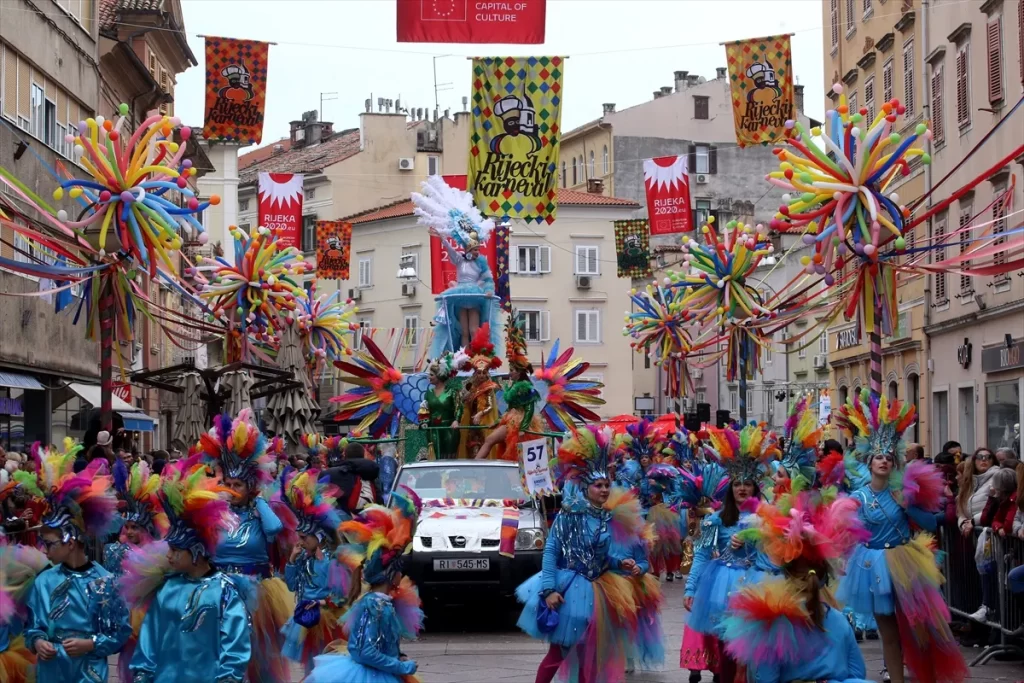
[306,491,424,683]
[24,440,131,683]
[766,396,821,499]
[834,389,967,683]
[516,425,646,683]
[682,424,781,683]
[200,410,294,683]
[277,468,351,675]
[125,463,249,683]
[614,522,664,676]
[644,463,684,581]
[720,482,871,683]
[474,312,544,461]
[456,325,501,459]
[299,433,327,469]
[0,541,49,683]
[412,175,500,355]
[417,350,465,460]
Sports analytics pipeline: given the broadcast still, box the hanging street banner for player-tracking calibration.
[203,36,270,145]
[643,156,693,235]
[468,57,564,225]
[430,236,500,293]
[315,221,352,280]
[614,220,653,279]
[258,173,303,249]
[397,0,546,44]
[724,33,795,148]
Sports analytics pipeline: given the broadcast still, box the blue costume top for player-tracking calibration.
[685,511,766,597]
[307,592,417,682]
[214,497,283,574]
[24,561,131,683]
[851,485,936,548]
[429,240,500,357]
[103,541,131,578]
[284,552,343,602]
[745,606,868,683]
[129,570,251,683]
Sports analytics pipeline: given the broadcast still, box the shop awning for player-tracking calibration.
[0,371,44,391]
[119,411,156,432]
[66,383,155,432]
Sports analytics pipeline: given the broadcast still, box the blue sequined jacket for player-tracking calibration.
[346,592,417,675]
[103,541,131,578]
[684,511,774,597]
[541,498,627,591]
[214,497,283,572]
[285,552,344,603]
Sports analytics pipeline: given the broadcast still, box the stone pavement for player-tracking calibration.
[108,579,1023,682]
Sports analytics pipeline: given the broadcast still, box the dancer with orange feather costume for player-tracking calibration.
[199,410,294,683]
[23,440,131,683]
[834,389,967,683]
[0,540,49,683]
[456,324,501,459]
[277,467,352,675]
[306,490,424,683]
[124,461,250,682]
[516,425,648,683]
[719,482,871,683]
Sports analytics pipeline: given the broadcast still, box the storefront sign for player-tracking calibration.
[982,340,1024,373]
[836,326,860,351]
[957,338,972,369]
[112,383,132,403]
[0,397,22,415]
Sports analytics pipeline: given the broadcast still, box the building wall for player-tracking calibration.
[559,124,613,194]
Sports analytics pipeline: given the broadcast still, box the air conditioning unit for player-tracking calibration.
[695,173,709,184]
[398,157,415,171]
[813,354,827,369]
[348,288,362,301]
[402,282,416,297]
[691,368,703,379]
[575,275,592,289]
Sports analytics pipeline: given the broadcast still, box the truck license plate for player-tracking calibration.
[433,558,490,571]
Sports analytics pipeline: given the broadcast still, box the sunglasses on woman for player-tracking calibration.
[976,453,994,462]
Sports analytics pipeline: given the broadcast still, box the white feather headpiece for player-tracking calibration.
[412,176,495,251]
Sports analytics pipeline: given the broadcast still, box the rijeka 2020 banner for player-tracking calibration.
[724,33,795,148]
[258,173,303,249]
[643,155,693,235]
[469,57,564,225]
[397,0,546,43]
[203,36,270,145]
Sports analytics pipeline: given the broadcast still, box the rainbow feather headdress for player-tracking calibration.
[112,459,169,539]
[324,435,350,468]
[778,397,823,483]
[412,175,495,254]
[612,418,666,463]
[834,387,916,465]
[280,467,343,543]
[338,488,421,585]
[667,423,696,467]
[705,424,781,484]
[34,439,118,543]
[198,409,274,488]
[159,464,237,563]
[557,424,615,486]
[300,433,327,467]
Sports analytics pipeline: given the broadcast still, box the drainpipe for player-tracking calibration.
[921,0,933,449]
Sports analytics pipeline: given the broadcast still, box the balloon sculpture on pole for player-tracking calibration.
[767,85,930,397]
[624,282,695,401]
[297,282,360,377]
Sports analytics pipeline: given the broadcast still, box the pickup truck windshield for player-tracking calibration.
[397,465,528,501]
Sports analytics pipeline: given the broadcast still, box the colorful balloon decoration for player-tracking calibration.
[624,282,695,398]
[298,282,360,373]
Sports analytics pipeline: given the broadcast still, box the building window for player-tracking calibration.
[863,0,872,18]
[848,91,858,121]
[694,200,712,227]
[934,219,948,303]
[304,188,316,201]
[400,251,419,280]
[561,161,567,188]
[986,18,1004,103]
[845,0,855,35]
[903,39,915,117]
[959,207,973,295]
[863,76,875,125]
[818,332,828,355]
[574,309,601,344]
[730,389,738,412]
[830,0,839,50]
[588,150,595,178]
[571,157,578,185]
[579,155,584,180]
[798,343,807,359]
[358,257,373,288]
[514,245,551,274]
[694,95,709,119]
[931,64,945,147]
[30,83,44,140]
[518,309,549,343]
[696,389,706,405]
[403,314,419,347]
[987,381,1021,452]
[575,245,599,275]
[240,199,250,212]
[932,390,949,451]
[44,99,56,147]
[602,145,609,174]
[956,44,971,129]
[694,144,710,174]
[353,318,371,348]
[764,343,772,364]
[427,155,440,176]
[882,58,894,103]
[993,186,1009,279]
[301,215,317,253]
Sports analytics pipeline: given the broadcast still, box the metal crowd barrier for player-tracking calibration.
[939,523,1024,666]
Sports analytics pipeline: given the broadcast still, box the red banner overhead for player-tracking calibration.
[258,173,304,249]
[643,156,693,235]
[397,0,546,44]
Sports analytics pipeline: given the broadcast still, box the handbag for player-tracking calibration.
[536,573,577,634]
[293,599,321,628]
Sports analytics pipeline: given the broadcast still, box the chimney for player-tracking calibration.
[602,102,616,114]
[587,177,604,194]
[795,84,805,113]
[716,67,727,80]
[674,70,689,92]
[660,86,673,97]
[653,91,664,100]
[687,74,700,87]
[272,143,284,155]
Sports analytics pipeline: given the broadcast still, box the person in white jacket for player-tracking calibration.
[958,448,998,537]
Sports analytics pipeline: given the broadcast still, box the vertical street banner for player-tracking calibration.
[724,33,795,148]
[643,156,693,235]
[203,36,270,145]
[614,220,653,279]
[469,57,564,225]
[397,0,546,43]
[494,222,510,311]
[430,236,499,293]
[315,221,352,280]
[258,173,303,249]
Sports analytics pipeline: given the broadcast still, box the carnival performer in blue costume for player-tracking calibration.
[0,539,49,683]
[517,425,648,683]
[834,389,968,683]
[24,440,131,683]
[277,467,352,675]
[682,424,780,683]
[200,409,294,683]
[306,491,425,683]
[766,395,821,499]
[125,463,249,683]
[720,481,871,683]
[412,175,500,355]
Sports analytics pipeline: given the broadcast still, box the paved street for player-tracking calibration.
[108,579,1024,682]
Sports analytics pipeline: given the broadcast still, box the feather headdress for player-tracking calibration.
[299,433,327,467]
[705,424,781,484]
[0,542,49,624]
[159,464,236,563]
[834,387,916,466]
[613,418,667,463]
[34,439,118,542]
[338,488,421,585]
[645,463,680,496]
[280,467,343,543]
[426,350,460,383]
[323,435,350,468]
[113,459,169,540]
[267,436,286,460]
[460,323,502,372]
[411,175,495,253]
[777,397,823,483]
[505,310,531,372]
[198,409,274,488]
[557,424,615,486]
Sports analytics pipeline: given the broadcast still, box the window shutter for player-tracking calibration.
[575,247,585,274]
[709,146,718,174]
[688,145,696,175]
[864,77,875,124]
[903,40,915,117]
[594,311,602,343]
[986,19,1003,103]
[540,310,551,342]
[931,67,945,145]
[935,221,947,302]
[539,246,551,273]
[993,191,1007,267]
[509,247,519,273]
[588,247,598,274]
[959,209,972,293]
[883,59,894,102]
[956,48,970,128]
[831,0,839,48]
[845,0,854,32]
